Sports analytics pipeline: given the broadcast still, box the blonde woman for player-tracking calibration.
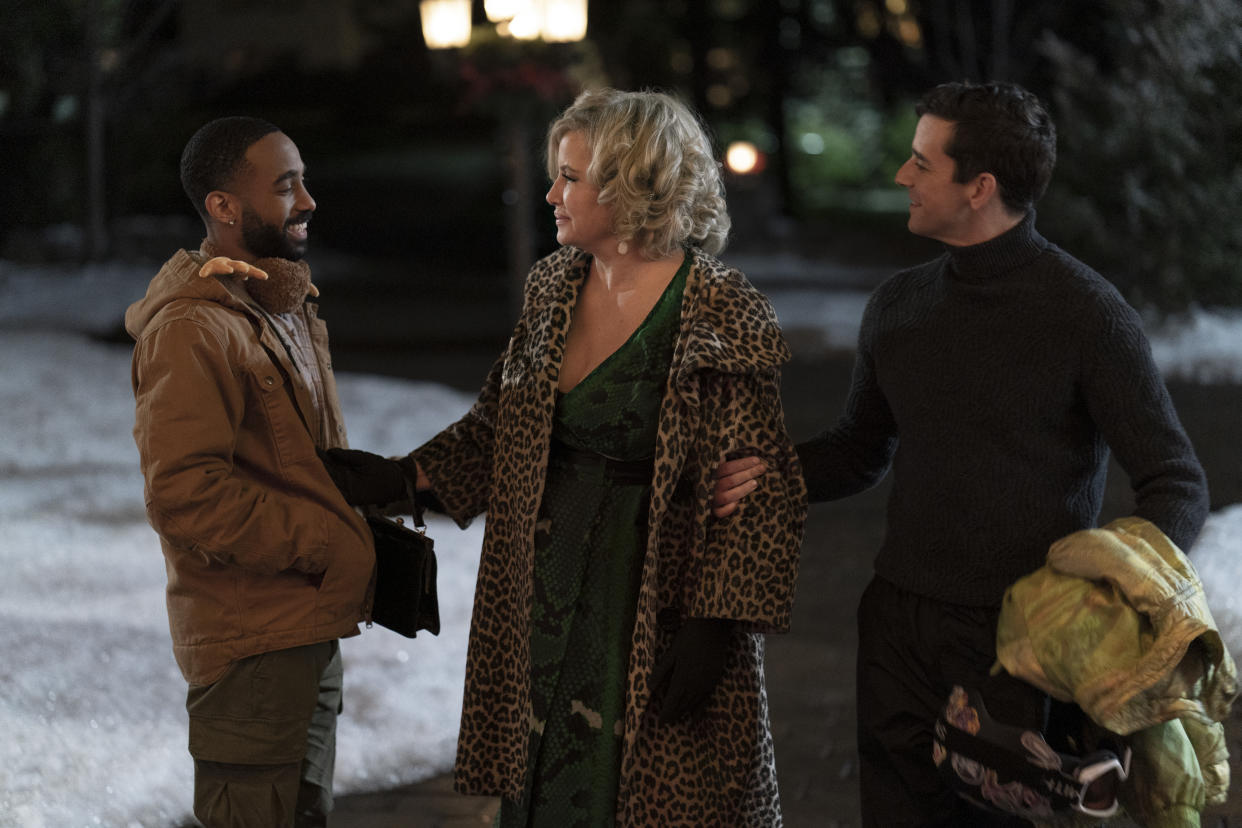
[323,88,806,825]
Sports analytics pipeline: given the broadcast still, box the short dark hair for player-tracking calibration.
[916,81,1056,214]
[179,116,281,220]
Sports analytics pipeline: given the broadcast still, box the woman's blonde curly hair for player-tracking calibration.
[546,88,731,258]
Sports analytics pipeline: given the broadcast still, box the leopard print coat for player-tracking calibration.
[411,244,807,826]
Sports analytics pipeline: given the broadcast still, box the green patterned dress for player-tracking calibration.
[497,257,688,827]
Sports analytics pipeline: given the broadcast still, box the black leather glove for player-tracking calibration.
[318,447,413,506]
[650,617,735,725]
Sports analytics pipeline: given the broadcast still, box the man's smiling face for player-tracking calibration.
[894,115,978,246]
[234,131,316,261]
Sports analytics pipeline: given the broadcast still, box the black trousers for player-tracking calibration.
[855,576,1047,828]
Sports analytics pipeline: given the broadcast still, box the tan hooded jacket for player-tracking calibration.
[126,247,373,686]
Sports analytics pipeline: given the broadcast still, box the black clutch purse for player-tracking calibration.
[367,508,440,637]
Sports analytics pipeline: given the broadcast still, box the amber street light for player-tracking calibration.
[420,0,587,48]
[539,0,589,42]
[726,141,763,175]
[419,0,472,49]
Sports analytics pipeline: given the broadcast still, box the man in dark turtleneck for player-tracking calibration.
[796,82,1209,825]
[126,117,373,827]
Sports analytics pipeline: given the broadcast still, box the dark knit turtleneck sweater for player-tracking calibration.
[796,213,1208,606]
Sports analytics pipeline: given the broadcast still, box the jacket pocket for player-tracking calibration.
[249,366,317,467]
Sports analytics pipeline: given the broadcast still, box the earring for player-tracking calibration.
[617,239,629,255]
[226,218,235,226]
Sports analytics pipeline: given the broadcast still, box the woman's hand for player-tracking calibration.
[198,256,320,297]
[650,617,735,724]
[318,447,410,506]
[711,455,766,518]
[198,256,269,281]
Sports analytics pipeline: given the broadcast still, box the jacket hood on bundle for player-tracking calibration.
[996,516,1236,733]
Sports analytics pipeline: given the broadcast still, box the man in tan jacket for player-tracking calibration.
[127,117,374,828]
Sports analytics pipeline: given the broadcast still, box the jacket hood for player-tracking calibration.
[996,516,1237,734]
[125,248,255,340]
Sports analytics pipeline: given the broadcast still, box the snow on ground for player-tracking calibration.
[0,330,480,828]
[1,257,1240,827]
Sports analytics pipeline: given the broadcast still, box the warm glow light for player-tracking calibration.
[856,5,881,38]
[707,84,733,108]
[419,0,472,48]
[725,141,761,175]
[706,47,736,70]
[508,5,542,39]
[485,0,526,22]
[423,0,587,48]
[542,0,588,42]
[897,16,922,46]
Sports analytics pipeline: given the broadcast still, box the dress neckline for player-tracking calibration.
[560,253,689,397]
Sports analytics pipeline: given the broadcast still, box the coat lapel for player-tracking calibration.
[215,273,324,446]
[533,247,590,389]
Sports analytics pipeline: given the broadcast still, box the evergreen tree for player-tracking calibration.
[1040,0,1242,312]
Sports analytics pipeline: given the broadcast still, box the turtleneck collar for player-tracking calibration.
[945,211,1047,282]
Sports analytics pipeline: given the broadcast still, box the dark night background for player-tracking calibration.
[3,0,1240,316]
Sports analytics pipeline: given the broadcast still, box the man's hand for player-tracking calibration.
[650,618,735,724]
[318,447,410,506]
[712,455,766,518]
[198,257,269,281]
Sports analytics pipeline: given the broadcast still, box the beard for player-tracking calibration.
[240,208,310,261]
[215,207,316,314]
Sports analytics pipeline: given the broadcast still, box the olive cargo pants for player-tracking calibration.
[186,640,342,828]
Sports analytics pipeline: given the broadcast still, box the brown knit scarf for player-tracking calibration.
[200,240,313,314]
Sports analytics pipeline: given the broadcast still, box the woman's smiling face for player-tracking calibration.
[545,130,616,254]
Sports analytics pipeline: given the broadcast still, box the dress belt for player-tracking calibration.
[547,438,655,485]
